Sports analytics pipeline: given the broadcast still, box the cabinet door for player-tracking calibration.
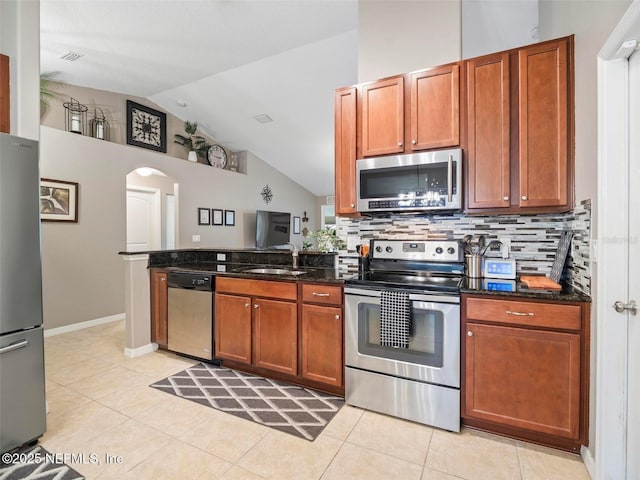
[465,322,581,440]
[409,64,460,151]
[466,53,511,209]
[518,38,570,208]
[301,304,343,387]
[215,293,252,364]
[253,298,297,375]
[334,86,358,214]
[150,270,168,348]
[361,76,404,157]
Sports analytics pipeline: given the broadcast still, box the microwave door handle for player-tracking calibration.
[447,154,453,203]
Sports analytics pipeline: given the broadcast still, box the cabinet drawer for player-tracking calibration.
[216,277,297,300]
[301,284,343,306]
[465,297,581,331]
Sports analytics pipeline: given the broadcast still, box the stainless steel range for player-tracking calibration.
[344,239,463,432]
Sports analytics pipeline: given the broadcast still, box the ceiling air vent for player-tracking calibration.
[59,51,84,62]
[253,114,273,124]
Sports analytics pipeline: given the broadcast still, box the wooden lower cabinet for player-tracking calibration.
[253,298,297,375]
[214,277,344,395]
[149,269,168,349]
[215,293,252,365]
[301,304,343,387]
[462,294,589,452]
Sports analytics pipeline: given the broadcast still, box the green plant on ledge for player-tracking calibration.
[174,121,208,159]
[308,227,346,253]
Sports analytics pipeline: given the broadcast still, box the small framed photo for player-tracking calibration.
[225,210,235,226]
[293,216,301,234]
[40,178,79,222]
[198,208,210,225]
[212,209,224,226]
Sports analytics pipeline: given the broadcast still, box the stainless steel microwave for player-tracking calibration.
[356,148,462,213]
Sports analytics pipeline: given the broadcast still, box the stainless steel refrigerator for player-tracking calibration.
[0,133,46,453]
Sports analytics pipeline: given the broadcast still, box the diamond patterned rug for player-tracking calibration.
[150,363,344,441]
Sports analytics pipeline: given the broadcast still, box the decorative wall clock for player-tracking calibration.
[126,100,167,152]
[261,185,273,204]
[207,144,228,169]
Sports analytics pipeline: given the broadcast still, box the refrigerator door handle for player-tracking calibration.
[0,339,29,355]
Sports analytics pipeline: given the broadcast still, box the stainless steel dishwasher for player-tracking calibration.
[167,271,215,361]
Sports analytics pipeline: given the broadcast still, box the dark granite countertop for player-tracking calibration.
[460,277,591,303]
[157,262,351,284]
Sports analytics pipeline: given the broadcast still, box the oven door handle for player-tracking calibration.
[344,287,459,305]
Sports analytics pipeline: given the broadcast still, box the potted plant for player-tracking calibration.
[174,120,207,162]
[309,226,346,253]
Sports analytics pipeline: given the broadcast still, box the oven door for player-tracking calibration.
[344,287,460,388]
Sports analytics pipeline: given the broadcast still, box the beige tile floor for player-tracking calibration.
[40,320,591,480]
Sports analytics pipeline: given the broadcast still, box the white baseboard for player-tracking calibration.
[44,313,125,338]
[124,343,158,358]
[581,445,595,479]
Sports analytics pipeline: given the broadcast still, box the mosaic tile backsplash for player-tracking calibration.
[336,200,591,295]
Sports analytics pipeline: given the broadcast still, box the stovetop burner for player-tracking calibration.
[346,239,465,294]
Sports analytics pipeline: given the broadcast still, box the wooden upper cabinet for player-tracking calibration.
[518,38,570,208]
[409,63,460,151]
[334,87,358,215]
[361,76,405,157]
[466,53,511,209]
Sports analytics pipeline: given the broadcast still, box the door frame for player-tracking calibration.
[126,185,162,251]
[596,1,640,478]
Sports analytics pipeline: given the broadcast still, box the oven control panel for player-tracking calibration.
[371,240,462,262]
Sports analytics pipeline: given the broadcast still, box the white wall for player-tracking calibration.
[40,126,318,330]
[0,0,40,140]
[462,0,539,58]
[358,1,462,82]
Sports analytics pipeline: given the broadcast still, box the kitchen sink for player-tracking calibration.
[242,268,307,276]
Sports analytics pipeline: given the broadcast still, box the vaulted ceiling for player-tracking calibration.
[40,0,359,196]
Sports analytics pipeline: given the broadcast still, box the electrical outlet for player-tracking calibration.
[192,235,200,243]
[497,236,511,259]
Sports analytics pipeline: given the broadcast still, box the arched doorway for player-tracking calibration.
[126,167,178,251]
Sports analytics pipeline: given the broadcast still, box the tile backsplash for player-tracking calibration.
[336,200,591,295]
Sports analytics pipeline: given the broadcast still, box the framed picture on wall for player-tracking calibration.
[225,210,235,226]
[293,216,301,234]
[198,208,210,225]
[126,100,167,152]
[40,178,79,222]
[212,209,223,226]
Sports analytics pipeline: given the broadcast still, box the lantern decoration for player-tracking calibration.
[89,107,110,141]
[63,97,88,135]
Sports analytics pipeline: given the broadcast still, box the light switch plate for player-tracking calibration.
[192,235,200,242]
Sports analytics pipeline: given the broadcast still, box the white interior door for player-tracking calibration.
[626,47,640,480]
[126,186,161,251]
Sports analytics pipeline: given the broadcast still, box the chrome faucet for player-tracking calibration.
[287,242,299,269]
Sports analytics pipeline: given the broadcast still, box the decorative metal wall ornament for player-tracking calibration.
[260,185,273,204]
[302,211,309,223]
[63,97,88,135]
[89,107,110,140]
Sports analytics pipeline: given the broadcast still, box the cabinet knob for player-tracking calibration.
[503,196,509,201]
[335,314,340,320]
[160,277,166,282]
[244,303,250,308]
[467,331,473,337]
[398,142,403,147]
[313,292,331,297]
[253,304,259,309]
[521,195,528,201]
[412,139,417,145]
[350,203,355,208]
